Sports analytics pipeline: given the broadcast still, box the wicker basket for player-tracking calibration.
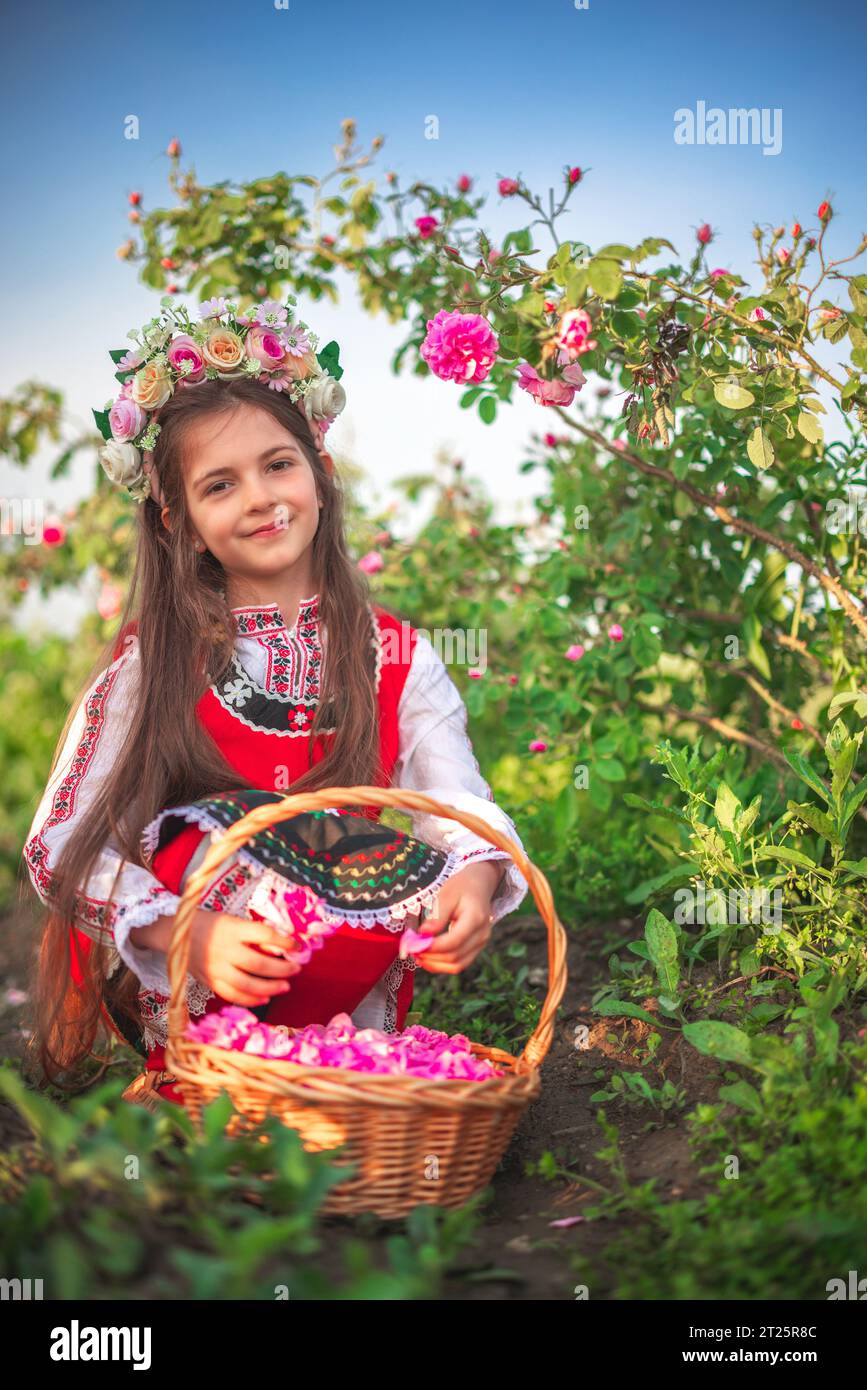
[161,786,567,1219]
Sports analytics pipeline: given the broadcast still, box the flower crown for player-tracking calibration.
[92,293,346,505]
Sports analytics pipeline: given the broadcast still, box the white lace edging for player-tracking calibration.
[140,803,464,931]
[139,977,214,1051]
[113,889,183,996]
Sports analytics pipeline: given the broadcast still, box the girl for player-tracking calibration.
[23,295,528,1106]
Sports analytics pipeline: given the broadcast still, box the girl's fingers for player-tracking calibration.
[231,943,301,977]
[417,936,485,973]
[218,965,291,1003]
[421,911,485,958]
[226,915,301,951]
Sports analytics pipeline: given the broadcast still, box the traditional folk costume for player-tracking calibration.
[24,593,529,1104]
[23,292,528,1107]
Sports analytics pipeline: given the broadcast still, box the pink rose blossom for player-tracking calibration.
[358,550,384,574]
[529,739,548,752]
[556,308,594,359]
[97,582,123,621]
[697,223,713,245]
[420,310,499,385]
[517,360,586,407]
[109,396,147,442]
[710,268,730,281]
[415,215,439,240]
[468,668,484,679]
[498,178,520,196]
[167,334,206,382]
[565,644,585,661]
[608,623,624,641]
[244,325,285,371]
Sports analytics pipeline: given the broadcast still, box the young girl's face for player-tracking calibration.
[179,404,324,585]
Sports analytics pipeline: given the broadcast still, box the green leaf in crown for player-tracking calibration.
[92,408,113,442]
[109,348,138,386]
[317,340,343,380]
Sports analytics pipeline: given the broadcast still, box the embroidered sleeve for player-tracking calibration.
[393,633,529,924]
[22,632,183,989]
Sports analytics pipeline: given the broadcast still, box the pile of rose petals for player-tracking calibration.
[186,1007,505,1081]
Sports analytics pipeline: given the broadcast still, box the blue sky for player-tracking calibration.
[2,0,866,550]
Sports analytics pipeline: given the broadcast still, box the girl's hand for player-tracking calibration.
[187,909,302,1006]
[413,860,505,974]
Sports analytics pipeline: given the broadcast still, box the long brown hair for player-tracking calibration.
[27,377,384,1088]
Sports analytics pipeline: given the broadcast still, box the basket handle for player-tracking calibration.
[166,786,568,1071]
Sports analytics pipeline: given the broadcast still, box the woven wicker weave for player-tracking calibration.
[154,786,567,1219]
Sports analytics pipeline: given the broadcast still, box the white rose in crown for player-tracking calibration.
[99,439,145,490]
[303,369,346,424]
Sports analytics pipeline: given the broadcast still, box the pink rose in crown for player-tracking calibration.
[109,396,148,442]
[420,310,499,384]
[244,325,286,372]
[166,334,206,383]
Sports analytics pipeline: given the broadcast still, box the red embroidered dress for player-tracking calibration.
[24,593,529,1093]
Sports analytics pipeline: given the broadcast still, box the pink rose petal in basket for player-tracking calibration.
[185,1006,504,1080]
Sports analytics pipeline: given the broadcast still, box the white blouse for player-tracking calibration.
[23,597,529,1034]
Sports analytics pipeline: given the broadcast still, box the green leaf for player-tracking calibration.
[754,846,816,869]
[797,411,824,445]
[595,243,633,260]
[92,408,113,443]
[714,781,741,834]
[718,1080,763,1114]
[827,690,867,722]
[830,739,857,806]
[787,800,837,842]
[588,258,623,301]
[316,340,343,380]
[621,794,691,826]
[746,426,775,470]
[841,777,867,832]
[714,380,755,410]
[784,751,830,802]
[478,396,497,424]
[682,1020,754,1067]
[459,387,483,408]
[623,860,700,903]
[594,999,660,1026]
[645,908,680,994]
[595,758,627,782]
[840,857,867,877]
[630,628,662,666]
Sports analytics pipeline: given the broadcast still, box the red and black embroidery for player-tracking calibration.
[24,661,125,939]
